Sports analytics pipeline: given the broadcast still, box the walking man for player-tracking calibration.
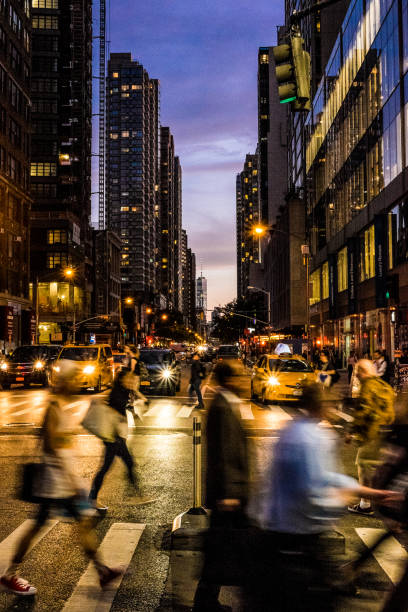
[189,352,205,410]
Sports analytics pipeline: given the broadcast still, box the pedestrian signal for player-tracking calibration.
[272,28,311,112]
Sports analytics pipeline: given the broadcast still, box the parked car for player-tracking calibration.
[138,348,181,396]
[0,344,61,389]
[52,344,114,392]
[251,353,315,404]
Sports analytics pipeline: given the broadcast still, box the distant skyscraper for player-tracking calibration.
[30,0,93,344]
[106,53,160,303]
[196,275,207,322]
[181,229,196,329]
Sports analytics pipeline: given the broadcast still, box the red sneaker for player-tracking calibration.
[0,574,37,596]
[98,566,123,589]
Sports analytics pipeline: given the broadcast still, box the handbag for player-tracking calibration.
[20,462,44,503]
[81,398,117,442]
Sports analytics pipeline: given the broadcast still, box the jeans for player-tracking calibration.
[189,379,204,408]
[90,438,138,501]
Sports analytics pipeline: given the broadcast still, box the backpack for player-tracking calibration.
[373,424,408,524]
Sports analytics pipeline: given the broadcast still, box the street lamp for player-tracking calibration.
[64,267,76,343]
[248,286,271,326]
[161,313,168,321]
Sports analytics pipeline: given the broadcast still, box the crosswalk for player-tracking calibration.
[0,393,299,429]
[0,516,407,610]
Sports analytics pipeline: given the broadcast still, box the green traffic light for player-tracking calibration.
[386,291,390,299]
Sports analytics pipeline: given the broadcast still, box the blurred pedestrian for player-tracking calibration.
[89,368,150,511]
[347,351,357,384]
[262,382,399,611]
[373,349,391,383]
[0,361,122,596]
[348,359,395,516]
[189,352,205,410]
[193,361,250,611]
[124,345,148,405]
[317,351,339,387]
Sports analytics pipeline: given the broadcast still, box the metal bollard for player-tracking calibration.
[192,417,202,508]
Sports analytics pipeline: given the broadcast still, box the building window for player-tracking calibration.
[47,229,67,244]
[32,15,58,29]
[337,247,348,292]
[31,183,57,197]
[31,78,58,92]
[32,56,58,72]
[322,262,329,300]
[360,225,375,281]
[47,252,68,269]
[30,162,57,176]
[121,131,129,138]
[120,206,129,212]
[32,0,58,7]
[112,72,118,78]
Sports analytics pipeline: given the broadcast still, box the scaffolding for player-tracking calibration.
[98,0,106,230]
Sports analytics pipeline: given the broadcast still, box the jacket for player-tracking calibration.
[351,376,395,444]
[205,388,249,509]
[190,360,204,383]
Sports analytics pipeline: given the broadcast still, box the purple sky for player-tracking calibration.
[93,0,283,312]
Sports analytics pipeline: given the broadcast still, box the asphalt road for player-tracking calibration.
[0,365,406,611]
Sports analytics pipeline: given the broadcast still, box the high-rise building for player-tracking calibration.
[92,229,121,333]
[236,153,260,298]
[181,229,196,329]
[106,53,160,306]
[305,0,408,360]
[196,275,207,321]
[0,0,32,348]
[173,156,183,312]
[30,0,93,344]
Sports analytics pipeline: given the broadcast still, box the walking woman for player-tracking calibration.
[89,368,149,511]
[0,360,121,596]
[348,351,357,384]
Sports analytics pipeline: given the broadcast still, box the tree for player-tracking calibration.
[211,294,266,343]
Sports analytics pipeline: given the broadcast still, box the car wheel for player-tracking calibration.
[96,376,102,393]
[2,383,10,390]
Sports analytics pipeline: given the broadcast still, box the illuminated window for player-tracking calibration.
[337,247,348,292]
[30,162,56,176]
[120,206,129,212]
[121,93,129,98]
[360,225,375,281]
[47,230,67,244]
[32,15,58,28]
[47,252,68,269]
[121,85,129,91]
[260,115,268,120]
[110,133,118,139]
[260,54,269,64]
[322,262,329,300]
[112,72,118,78]
[131,84,142,90]
[121,131,129,138]
[32,0,58,6]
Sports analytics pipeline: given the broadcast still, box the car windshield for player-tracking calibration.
[139,351,172,365]
[218,346,238,355]
[9,346,59,362]
[269,358,313,372]
[59,347,98,361]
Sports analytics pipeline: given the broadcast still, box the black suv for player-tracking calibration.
[0,345,61,389]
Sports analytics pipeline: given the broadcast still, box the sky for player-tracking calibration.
[92,0,283,313]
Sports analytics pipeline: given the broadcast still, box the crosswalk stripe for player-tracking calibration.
[0,519,58,575]
[240,405,254,420]
[4,400,30,410]
[265,406,293,423]
[63,522,145,612]
[355,528,408,584]
[176,405,194,418]
[143,404,165,417]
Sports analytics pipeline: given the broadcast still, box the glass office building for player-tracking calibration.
[306,0,408,358]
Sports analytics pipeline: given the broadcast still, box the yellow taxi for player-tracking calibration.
[52,344,114,392]
[250,353,315,404]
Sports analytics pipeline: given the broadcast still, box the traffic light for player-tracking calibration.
[385,274,399,303]
[272,29,311,111]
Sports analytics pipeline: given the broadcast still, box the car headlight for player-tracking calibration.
[1,362,8,371]
[268,375,280,387]
[53,365,60,373]
[83,365,95,375]
[34,361,44,370]
[161,368,171,380]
